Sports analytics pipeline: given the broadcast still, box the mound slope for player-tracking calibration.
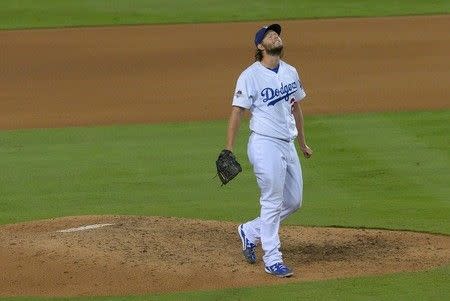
[1,215,449,297]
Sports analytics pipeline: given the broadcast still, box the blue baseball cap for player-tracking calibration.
[254,23,281,46]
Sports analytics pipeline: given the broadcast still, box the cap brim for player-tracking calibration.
[266,24,281,36]
[254,23,282,46]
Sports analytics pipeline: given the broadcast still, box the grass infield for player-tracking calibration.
[1,110,449,233]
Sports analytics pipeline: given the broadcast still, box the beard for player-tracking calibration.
[265,45,283,56]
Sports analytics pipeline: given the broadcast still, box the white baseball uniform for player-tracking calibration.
[232,60,306,266]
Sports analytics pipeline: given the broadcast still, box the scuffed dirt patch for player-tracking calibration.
[0,215,449,297]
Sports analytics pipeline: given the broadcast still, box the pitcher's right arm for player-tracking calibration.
[225,106,245,152]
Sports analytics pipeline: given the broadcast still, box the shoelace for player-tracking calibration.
[272,263,288,272]
[245,239,256,250]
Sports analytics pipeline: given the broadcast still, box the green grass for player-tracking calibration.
[1,0,450,30]
[1,110,449,233]
[1,110,449,300]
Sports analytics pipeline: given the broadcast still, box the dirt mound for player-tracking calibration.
[1,215,449,297]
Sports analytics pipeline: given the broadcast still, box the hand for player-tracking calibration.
[300,144,313,159]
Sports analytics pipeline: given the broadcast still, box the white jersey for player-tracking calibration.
[232,60,306,141]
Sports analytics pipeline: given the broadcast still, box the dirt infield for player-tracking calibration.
[1,15,450,297]
[1,15,449,129]
[1,215,449,297]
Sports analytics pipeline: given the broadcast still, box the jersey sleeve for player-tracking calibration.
[232,72,254,109]
[293,70,306,102]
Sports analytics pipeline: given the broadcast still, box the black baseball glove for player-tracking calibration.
[216,149,242,185]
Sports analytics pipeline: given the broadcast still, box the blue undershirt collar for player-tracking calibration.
[267,64,280,73]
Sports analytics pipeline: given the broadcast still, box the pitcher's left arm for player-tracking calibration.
[292,102,313,158]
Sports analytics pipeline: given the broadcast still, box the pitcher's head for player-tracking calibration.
[254,24,283,61]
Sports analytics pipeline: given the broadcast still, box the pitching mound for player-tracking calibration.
[1,215,449,297]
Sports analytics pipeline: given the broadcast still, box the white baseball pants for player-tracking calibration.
[243,132,303,266]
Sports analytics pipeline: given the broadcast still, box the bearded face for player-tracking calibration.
[260,30,283,56]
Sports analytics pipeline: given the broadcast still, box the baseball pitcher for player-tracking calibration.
[217,23,313,277]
